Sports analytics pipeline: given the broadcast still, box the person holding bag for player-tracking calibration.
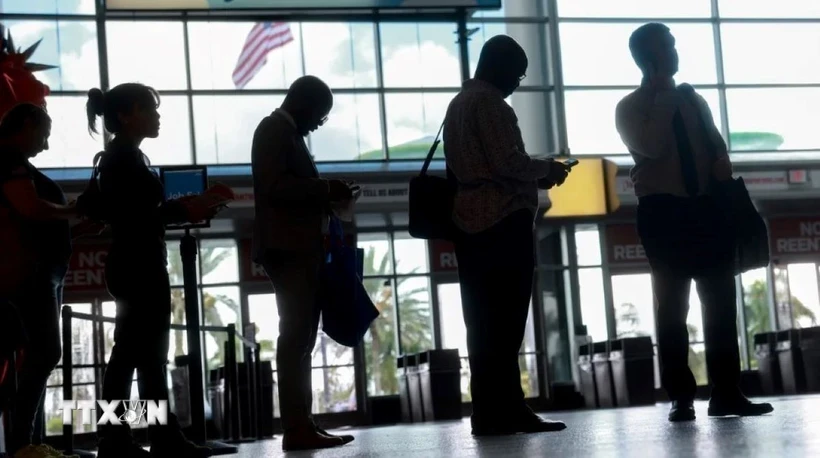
[615,23,773,423]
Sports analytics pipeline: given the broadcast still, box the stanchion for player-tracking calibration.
[224,325,253,444]
[60,306,95,458]
[180,231,237,455]
[253,343,266,441]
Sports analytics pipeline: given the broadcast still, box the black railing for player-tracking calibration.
[60,306,267,456]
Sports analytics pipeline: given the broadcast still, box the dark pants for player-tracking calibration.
[637,194,740,402]
[99,251,176,442]
[454,210,534,421]
[261,250,323,432]
[7,269,65,454]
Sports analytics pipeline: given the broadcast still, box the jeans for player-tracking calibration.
[454,210,535,421]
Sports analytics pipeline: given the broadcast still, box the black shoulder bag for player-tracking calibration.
[75,151,109,223]
[678,84,770,275]
[408,122,458,241]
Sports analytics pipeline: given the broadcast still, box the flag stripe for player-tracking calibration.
[232,22,294,89]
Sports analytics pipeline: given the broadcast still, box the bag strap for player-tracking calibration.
[419,121,445,176]
[90,151,105,181]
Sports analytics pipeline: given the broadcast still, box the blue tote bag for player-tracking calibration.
[320,217,379,347]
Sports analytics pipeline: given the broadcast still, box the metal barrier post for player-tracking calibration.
[225,325,241,443]
[61,306,73,452]
[253,343,265,441]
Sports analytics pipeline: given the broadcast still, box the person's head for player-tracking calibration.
[629,23,678,82]
[0,103,51,158]
[281,75,333,136]
[86,83,161,143]
[475,35,528,98]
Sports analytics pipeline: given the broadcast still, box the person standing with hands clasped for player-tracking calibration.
[444,35,570,436]
[615,23,773,423]
[251,75,356,452]
[85,83,218,458]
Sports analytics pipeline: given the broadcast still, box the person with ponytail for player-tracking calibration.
[0,103,79,458]
[85,84,216,458]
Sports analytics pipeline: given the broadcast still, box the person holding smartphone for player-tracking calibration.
[85,83,217,458]
[615,23,772,423]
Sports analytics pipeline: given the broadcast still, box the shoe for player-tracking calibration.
[315,427,355,445]
[150,439,212,458]
[669,400,696,422]
[97,437,151,458]
[708,394,773,417]
[471,408,566,436]
[282,427,346,452]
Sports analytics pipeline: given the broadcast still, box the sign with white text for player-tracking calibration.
[604,224,648,269]
[64,244,110,293]
[429,239,458,273]
[769,217,820,262]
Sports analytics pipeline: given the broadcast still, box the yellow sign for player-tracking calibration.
[545,158,620,218]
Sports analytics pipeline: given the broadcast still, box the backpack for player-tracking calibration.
[75,151,108,223]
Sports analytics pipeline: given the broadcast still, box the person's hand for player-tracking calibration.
[182,199,219,223]
[539,160,570,189]
[712,155,733,182]
[328,180,353,202]
[71,220,106,239]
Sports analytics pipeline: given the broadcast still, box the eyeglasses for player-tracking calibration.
[519,73,527,82]
[319,116,329,126]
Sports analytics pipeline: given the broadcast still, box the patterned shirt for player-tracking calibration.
[444,79,553,234]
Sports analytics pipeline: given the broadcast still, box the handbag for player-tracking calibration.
[75,151,109,223]
[408,122,458,241]
[678,84,770,275]
[319,217,379,347]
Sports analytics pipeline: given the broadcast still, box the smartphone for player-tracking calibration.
[563,158,580,169]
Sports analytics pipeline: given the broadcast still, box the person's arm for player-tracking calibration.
[475,95,554,182]
[615,91,682,159]
[2,167,75,220]
[252,118,331,206]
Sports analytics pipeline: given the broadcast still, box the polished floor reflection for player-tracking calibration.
[231,395,819,457]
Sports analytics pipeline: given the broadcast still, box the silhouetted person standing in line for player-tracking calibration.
[444,35,569,436]
[615,23,773,422]
[251,75,355,452]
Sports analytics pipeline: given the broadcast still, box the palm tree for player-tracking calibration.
[361,245,432,396]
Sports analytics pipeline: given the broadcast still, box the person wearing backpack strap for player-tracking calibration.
[0,103,80,458]
[85,84,218,458]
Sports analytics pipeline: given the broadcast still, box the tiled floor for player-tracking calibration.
[230,395,819,457]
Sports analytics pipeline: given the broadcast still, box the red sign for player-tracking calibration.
[64,243,109,293]
[769,217,820,260]
[429,239,458,273]
[605,224,647,265]
[239,239,269,283]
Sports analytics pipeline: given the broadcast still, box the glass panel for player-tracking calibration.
[718,0,820,18]
[558,0,711,17]
[438,283,467,357]
[539,267,572,383]
[0,0,96,14]
[302,22,377,88]
[272,371,281,418]
[102,301,117,362]
[458,357,471,402]
[560,23,717,86]
[58,302,94,366]
[363,277,397,396]
[397,276,433,354]
[774,265,793,330]
[519,353,539,398]
[247,294,279,368]
[140,95,193,166]
[106,21,187,90]
[567,89,721,155]
[575,226,602,266]
[689,343,708,386]
[166,242,191,287]
[612,273,656,342]
[383,92,455,160]
[2,20,99,91]
[520,304,538,353]
[726,88,820,151]
[393,232,429,275]
[688,280,705,343]
[310,93,383,161]
[193,95,285,165]
[722,24,820,85]
[360,233,393,276]
[203,287,242,371]
[310,366,357,414]
[786,264,820,328]
[578,268,607,342]
[169,287,188,360]
[379,23,460,88]
[28,95,104,169]
[741,268,770,370]
[187,22,302,90]
[537,227,564,266]
[199,239,239,284]
[311,332,354,367]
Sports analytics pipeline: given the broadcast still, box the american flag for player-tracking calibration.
[232,22,294,89]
